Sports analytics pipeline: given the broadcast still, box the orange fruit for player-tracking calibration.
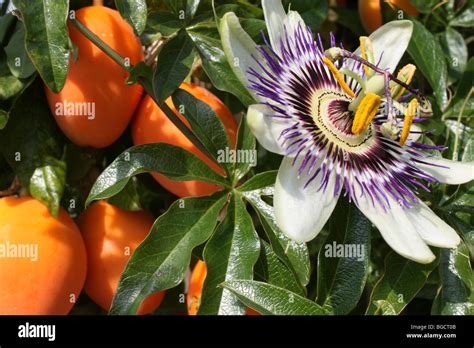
[0,196,87,315]
[45,6,144,148]
[132,82,238,198]
[359,0,418,33]
[79,200,165,314]
[187,260,260,315]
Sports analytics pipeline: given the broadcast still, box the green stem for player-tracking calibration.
[70,18,131,72]
[69,17,224,172]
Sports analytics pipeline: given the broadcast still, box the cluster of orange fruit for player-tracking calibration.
[0,6,237,315]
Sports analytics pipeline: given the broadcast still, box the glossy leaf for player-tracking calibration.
[172,88,231,169]
[233,115,256,182]
[146,11,184,37]
[432,241,473,315]
[237,170,277,192]
[86,143,228,206]
[187,23,255,106]
[4,22,36,79]
[366,251,439,315]
[243,186,311,287]
[115,0,147,36]
[222,280,326,315]
[198,193,260,315]
[107,177,142,211]
[0,82,64,216]
[153,30,195,103]
[317,200,372,315]
[110,192,227,314]
[407,20,448,109]
[255,240,305,296]
[29,156,66,218]
[438,27,467,84]
[450,7,473,28]
[13,0,69,93]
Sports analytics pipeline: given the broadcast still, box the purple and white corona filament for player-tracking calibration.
[221,0,474,263]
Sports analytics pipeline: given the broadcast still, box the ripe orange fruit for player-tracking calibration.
[132,82,238,198]
[79,200,165,314]
[359,0,418,33]
[0,196,87,315]
[45,6,144,148]
[187,260,260,315]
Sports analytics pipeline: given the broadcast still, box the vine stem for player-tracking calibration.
[69,17,225,172]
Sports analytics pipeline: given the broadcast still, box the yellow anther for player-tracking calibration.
[323,56,355,98]
[351,92,381,135]
[399,98,418,146]
[359,37,369,76]
[390,64,416,100]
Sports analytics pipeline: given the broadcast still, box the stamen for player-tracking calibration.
[352,92,381,135]
[322,56,355,98]
[390,64,416,100]
[399,98,418,146]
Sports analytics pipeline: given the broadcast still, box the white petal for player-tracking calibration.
[274,156,341,243]
[405,201,460,248]
[353,20,413,73]
[418,157,474,185]
[354,185,435,264]
[261,0,286,54]
[220,12,263,99]
[247,104,286,155]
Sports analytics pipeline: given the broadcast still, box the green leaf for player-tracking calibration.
[4,22,36,79]
[0,13,16,45]
[107,177,142,211]
[438,27,467,84]
[366,251,439,315]
[153,30,195,103]
[243,187,311,287]
[0,109,8,129]
[110,192,227,314]
[283,0,328,30]
[237,170,277,192]
[86,143,229,207]
[187,22,255,106]
[198,193,260,315]
[29,157,66,218]
[444,57,474,119]
[172,88,231,170]
[233,115,256,182]
[409,0,438,13]
[0,56,27,100]
[162,0,200,22]
[13,0,70,93]
[145,11,184,37]
[0,81,64,216]
[432,241,473,315]
[222,280,326,315]
[407,20,448,110]
[316,199,372,315]
[115,0,147,36]
[450,7,473,27]
[255,240,305,296]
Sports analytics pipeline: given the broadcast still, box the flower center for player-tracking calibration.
[310,89,376,153]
